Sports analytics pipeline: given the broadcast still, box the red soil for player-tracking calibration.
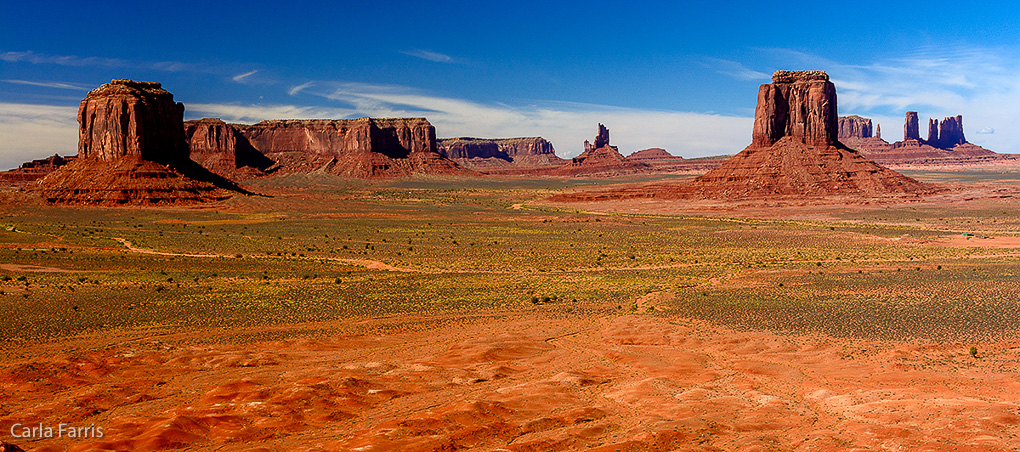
[2,313,1018,451]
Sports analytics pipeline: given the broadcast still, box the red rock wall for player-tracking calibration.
[185,118,237,160]
[437,137,557,162]
[77,79,188,163]
[241,117,436,158]
[838,116,873,139]
[752,71,838,148]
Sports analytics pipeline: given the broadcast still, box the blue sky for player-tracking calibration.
[3,0,1020,169]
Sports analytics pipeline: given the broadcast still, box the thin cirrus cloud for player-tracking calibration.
[231,70,258,83]
[400,49,456,64]
[3,79,90,90]
[705,58,770,81]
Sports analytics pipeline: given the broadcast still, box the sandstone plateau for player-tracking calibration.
[842,112,1014,168]
[550,124,648,176]
[31,80,242,205]
[551,71,933,202]
[184,118,275,179]
[437,137,565,169]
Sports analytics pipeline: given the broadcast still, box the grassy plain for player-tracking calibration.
[3,171,1020,345]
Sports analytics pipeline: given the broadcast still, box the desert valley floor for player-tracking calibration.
[4,170,1020,451]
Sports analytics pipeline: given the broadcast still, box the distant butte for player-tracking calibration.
[437,137,566,169]
[840,112,1014,167]
[549,124,648,176]
[551,70,935,202]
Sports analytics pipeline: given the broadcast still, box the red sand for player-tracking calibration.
[2,312,1019,451]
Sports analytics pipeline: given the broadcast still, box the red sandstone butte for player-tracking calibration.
[184,118,275,179]
[550,124,648,176]
[32,79,241,205]
[550,71,933,202]
[627,148,683,163]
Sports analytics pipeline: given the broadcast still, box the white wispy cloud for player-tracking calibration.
[2,50,236,75]
[287,81,315,96]
[0,102,79,170]
[232,70,258,82]
[705,58,769,81]
[400,49,456,64]
[3,79,90,90]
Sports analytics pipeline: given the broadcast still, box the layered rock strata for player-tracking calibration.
[33,79,241,205]
[184,118,275,179]
[235,118,465,179]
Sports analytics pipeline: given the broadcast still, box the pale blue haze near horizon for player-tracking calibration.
[2,0,1019,170]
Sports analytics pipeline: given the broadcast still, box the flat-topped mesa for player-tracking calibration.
[77,79,188,163]
[752,70,838,148]
[838,115,873,139]
[242,117,436,158]
[904,111,921,141]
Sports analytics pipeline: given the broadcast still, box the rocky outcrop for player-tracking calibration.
[904,111,921,141]
[32,79,243,205]
[551,124,648,176]
[937,115,966,148]
[0,154,76,185]
[236,118,466,179]
[437,137,565,168]
[752,70,837,147]
[551,71,933,202]
[627,148,682,162]
[838,115,872,139]
[184,118,274,179]
[843,113,1011,168]
[77,79,188,163]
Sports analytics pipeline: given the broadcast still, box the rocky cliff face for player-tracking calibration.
[77,79,188,163]
[0,154,76,185]
[437,137,564,167]
[184,119,274,179]
[838,115,873,139]
[752,71,838,148]
[235,118,465,179]
[33,79,242,205]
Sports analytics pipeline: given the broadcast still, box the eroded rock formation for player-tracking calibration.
[551,71,932,201]
[904,111,921,141]
[437,137,565,168]
[32,79,242,205]
[552,124,648,176]
[838,115,872,139]
[843,113,1009,167]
